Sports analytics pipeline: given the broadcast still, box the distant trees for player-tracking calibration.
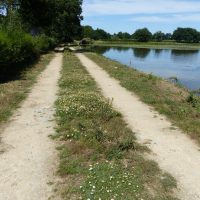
[153,31,165,42]
[165,33,172,40]
[173,28,200,43]
[113,32,131,40]
[133,28,152,42]
[82,26,111,40]
[93,28,111,40]
[83,25,94,39]
[83,25,200,44]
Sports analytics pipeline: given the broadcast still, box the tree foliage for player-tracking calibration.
[0,0,82,80]
[113,32,131,40]
[173,28,200,43]
[82,26,111,40]
[153,31,165,42]
[83,25,94,39]
[133,28,152,42]
[0,0,19,16]
[18,0,83,41]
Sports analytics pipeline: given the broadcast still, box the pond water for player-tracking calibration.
[92,46,200,91]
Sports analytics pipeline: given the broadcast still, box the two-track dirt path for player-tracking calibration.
[76,53,200,200]
[0,53,63,200]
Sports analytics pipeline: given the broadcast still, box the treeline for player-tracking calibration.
[83,26,200,43]
[0,0,82,82]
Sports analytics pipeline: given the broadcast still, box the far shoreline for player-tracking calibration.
[91,40,200,50]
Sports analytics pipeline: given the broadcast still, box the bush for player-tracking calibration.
[34,34,56,53]
[0,30,37,65]
[0,29,56,82]
[79,38,93,45]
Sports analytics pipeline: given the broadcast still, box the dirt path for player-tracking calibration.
[0,53,63,200]
[76,53,200,200]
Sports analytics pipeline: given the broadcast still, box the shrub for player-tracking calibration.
[34,34,56,53]
[80,38,93,45]
[0,29,56,82]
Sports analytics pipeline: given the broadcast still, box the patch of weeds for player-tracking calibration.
[118,139,136,152]
[79,162,146,200]
[58,146,87,176]
[160,173,177,191]
[106,146,123,160]
[187,93,200,109]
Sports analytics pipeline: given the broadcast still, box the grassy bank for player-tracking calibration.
[0,53,54,126]
[54,52,178,200]
[93,40,200,50]
[85,52,200,144]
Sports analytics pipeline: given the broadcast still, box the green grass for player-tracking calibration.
[54,51,178,200]
[93,40,200,50]
[85,52,200,144]
[0,53,54,126]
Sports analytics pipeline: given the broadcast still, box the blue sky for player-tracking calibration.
[82,0,200,34]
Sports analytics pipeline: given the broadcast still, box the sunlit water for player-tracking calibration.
[92,46,200,91]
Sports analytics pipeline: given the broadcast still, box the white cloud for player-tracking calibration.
[130,13,200,23]
[83,0,200,16]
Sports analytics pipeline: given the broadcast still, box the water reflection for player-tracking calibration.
[133,48,151,59]
[171,50,199,63]
[113,47,129,53]
[91,46,200,91]
[154,49,163,57]
[92,46,111,54]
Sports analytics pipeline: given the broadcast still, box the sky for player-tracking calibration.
[82,0,200,34]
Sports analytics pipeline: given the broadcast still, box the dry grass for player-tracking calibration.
[0,53,54,126]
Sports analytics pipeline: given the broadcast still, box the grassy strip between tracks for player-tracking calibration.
[54,51,178,200]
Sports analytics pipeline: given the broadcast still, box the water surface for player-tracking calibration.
[92,46,200,91]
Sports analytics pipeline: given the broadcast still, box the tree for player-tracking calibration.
[19,0,83,41]
[173,27,200,43]
[82,26,111,40]
[133,28,152,42]
[82,25,94,38]
[116,32,131,40]
[0,0,19,16]
[165,33,172,40]
[0,0,20,26]
[19,0,51,33]
[153,31,165,42]
[93,28,111,40]
[50,0,83,41]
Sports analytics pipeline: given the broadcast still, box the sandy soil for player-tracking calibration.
[0,53,63,200]
[76,53,200,200]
